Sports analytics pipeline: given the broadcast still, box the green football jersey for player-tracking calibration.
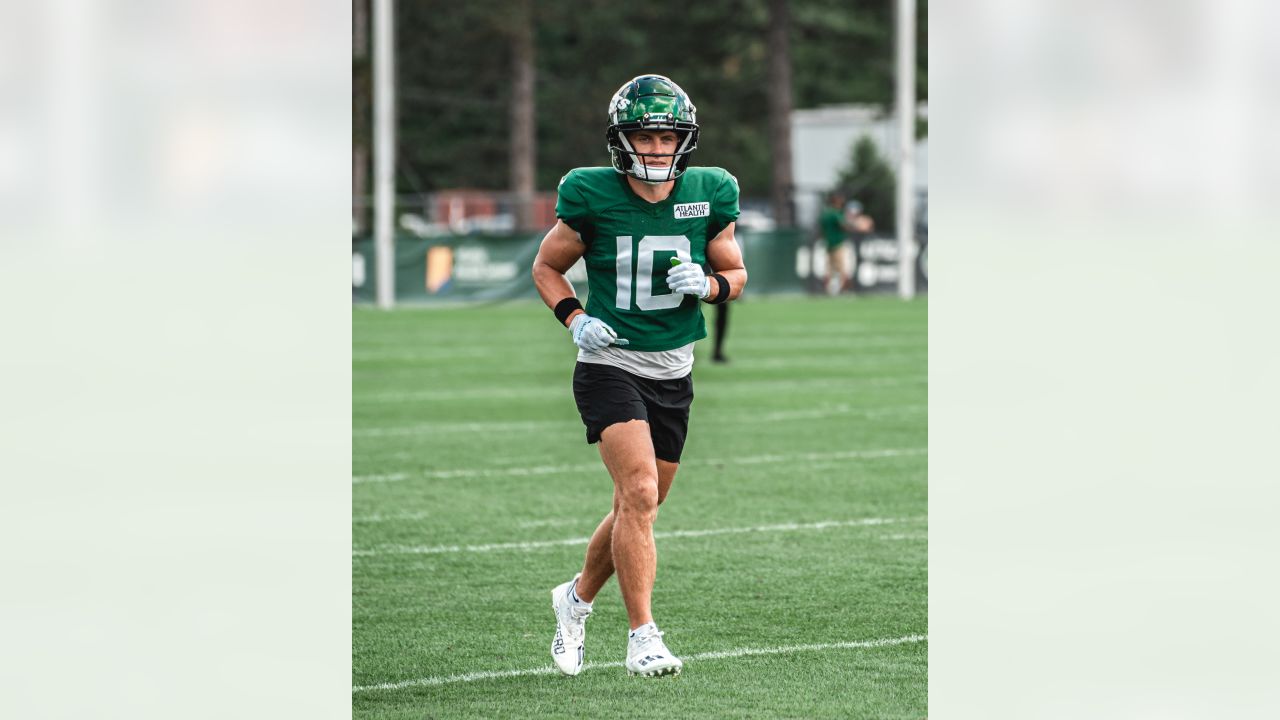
[556,166,740,352]
[820,207,846,249]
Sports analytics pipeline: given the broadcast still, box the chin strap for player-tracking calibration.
[631,168,673,184]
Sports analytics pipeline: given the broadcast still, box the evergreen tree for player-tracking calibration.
[834,136,897,233]
[360,0,928,199]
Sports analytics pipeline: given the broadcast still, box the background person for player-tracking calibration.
[819,191,850,294]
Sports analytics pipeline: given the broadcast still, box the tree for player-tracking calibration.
[766,0,795,227]
[395,0,513,192]
[368,0,929,200]
[352,0,370,232]
[834,136,897,233]
[507,0,536,230]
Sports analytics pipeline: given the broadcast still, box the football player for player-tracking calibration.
[820,191,851,294]
[532,74,747,678]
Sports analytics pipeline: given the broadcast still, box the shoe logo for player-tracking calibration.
[553,632,565,655]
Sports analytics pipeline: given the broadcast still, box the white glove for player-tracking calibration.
[666,261,711,298]
[569,314,629,351]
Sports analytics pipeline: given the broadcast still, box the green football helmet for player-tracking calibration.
[606,74,700,184]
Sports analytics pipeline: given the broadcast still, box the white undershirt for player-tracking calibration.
[577,342,695,380]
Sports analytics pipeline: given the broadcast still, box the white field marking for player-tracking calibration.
[353,347,502,362]
[352,516,917,557]
[730,336,926,351]
[352,633,927,692]
[353,440,931,474]
[357,386,565,403]
[354,420,562,438]
[354,461,599,483]
[515,517,583,529]
[756,404,926,422]
[354,403,925,439]
[354,374,926,404]
[352,446,926,485]
[353,511,431,524]
[353,452,534,467]
[358,330,921,351]
[750,331,921,341]
[353,450,420,462]
[350,472,409,483]
[879,533,927,540]
[701,446,925,467]
[353,335,921,361]
[353,534,587,557]
[729,353,925,371]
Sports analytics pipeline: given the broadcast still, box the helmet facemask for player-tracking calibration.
[612,126,698,184]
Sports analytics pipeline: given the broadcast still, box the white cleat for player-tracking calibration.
[550,574,592,676]
[626,624,683,678]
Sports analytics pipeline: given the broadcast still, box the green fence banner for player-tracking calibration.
[352,229,850,305]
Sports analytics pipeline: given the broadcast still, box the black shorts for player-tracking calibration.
[572,361,694,463]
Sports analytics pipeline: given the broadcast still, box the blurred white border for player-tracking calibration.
[1,3,352,718]
[932,1,1280,717]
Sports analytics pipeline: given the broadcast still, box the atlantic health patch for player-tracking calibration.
[673,202,710,219]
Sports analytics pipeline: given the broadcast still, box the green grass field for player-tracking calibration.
[353,295,927,719]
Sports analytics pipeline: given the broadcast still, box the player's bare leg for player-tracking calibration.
[594,420,684,676]
[594,419,663,628]
[827,248,847,295]
[576,457,677,603]
[552,418,680,677]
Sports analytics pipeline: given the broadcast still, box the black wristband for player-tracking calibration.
[553,297,584,326]
[705,273,731,304]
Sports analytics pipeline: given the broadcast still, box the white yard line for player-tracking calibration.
[353,334,922,362]
[747,404,925,422]
[354,403,924,438]
[353,511,431,524]
[740,331,923,341]
[354,374,926,404]
[354,407,921,438]
[353,516,920,557]
[357,386,568,403]
[352,446,926,484]
[353,461,599,483]
[715,446,925,466]
[727,354,925,371]
[352,347,502,362]
[350,473,409,484]
[354,420,562,438]
[352,634,927,692]
[515,517,583,529]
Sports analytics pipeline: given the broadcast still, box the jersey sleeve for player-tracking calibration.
[709,170,741,236]
[555,170,592,237]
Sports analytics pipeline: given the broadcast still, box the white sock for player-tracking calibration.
[569,579,591,607]
[629,622,657,638]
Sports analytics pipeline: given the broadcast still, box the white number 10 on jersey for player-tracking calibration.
[615,236,692,311]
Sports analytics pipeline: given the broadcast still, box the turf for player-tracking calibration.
[353,295,927,719]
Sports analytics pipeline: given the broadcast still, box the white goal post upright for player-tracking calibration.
[895,0,916,300]
[373,0,396,309]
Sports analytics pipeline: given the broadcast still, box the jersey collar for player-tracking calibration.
[617,171,683,211]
